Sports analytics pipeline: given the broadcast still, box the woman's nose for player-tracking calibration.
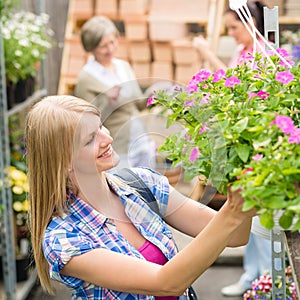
[97,127,113,146]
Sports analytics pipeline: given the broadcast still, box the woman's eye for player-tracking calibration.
[85,135,95,146]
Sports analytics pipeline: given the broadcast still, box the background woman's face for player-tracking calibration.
[92,33,118,65]
[224,12,253,47]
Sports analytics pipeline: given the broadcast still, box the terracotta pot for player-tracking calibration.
[191,178,227,210]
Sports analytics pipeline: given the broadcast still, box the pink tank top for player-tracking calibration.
[138,240,178,300]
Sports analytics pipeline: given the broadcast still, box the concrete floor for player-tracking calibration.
[26,228,246,300]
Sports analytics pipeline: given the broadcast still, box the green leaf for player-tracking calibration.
[235,144,250,163]
[282,168,300,175]
[287,203,300,213]
[279,211,293,229]
[247,125,265,132]
[242,199,256,211]
[259,212,274,230]
[263,196,286,209]
[233,117,248,133]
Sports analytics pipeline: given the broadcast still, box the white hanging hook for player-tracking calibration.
[229,0,247,11]
[229,0,292,69]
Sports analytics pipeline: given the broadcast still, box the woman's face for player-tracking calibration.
[72,113,120,175]
[224,12,254,47]
[92,33,118,66]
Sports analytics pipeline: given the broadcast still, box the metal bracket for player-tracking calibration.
[271,229,286,300]
[264,6,280,48]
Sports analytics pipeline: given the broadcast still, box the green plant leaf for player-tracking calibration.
[279,211,293,229]
[235,144,250,163]
[259,212,274,230]
[233,117,248,133]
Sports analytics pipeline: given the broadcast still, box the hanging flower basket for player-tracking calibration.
[149,48,300,231]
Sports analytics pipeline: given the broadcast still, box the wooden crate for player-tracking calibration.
[68,0,94,18]
[128,41,152,62]
[124,17,148,41]
[152,42,173,62]
[131,62,151,80]
[115,36,129,60]
[149,21,188,41]
[119,0,149,16]
[151,61,174,81]
[172,39,199,65]
[95,0,119,16]
[150,0,210,22]
[174,64,200,85]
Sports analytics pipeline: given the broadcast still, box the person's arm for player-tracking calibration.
[164,186,253,247]
[60,187,255,296]
[193,35,227,71]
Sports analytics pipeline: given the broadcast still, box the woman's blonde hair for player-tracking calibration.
[25,95,100,294]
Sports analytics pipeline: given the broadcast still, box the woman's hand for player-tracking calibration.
[193,35,210,56]
[106,85,121,105]
[225,187,257,221]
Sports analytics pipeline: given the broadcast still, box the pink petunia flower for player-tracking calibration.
[146,96,154,107]
[187,77,199,92]
[224,76,241,87]
[189,147,200,163]
[252,154,263,161]
[199,122,208,134]
[184,133,191,141]
[212,69,225,82]
[184,99,195,107]
[199,92,211,105]
[288,128,300,144]
[275,47,290,58]
[195,69,211,82]
[187,69,211,91]
[257,90,270,99]
[248,91,257,100]
[275,70,294,84]
[274,115,296,134]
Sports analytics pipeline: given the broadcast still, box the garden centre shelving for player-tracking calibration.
[0,0,48,299]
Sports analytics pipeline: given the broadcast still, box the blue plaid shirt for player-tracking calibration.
[43,167,189,299]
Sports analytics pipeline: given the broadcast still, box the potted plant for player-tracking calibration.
[148,48,300,231]
[1,9,53,108]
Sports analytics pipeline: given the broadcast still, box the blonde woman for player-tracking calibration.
[26,95,256,299]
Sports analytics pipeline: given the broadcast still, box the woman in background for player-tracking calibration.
[74,16,156,170]
[193,0,269,70]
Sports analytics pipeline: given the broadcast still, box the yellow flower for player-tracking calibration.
[22,200,29,212]
[13,201,23,212]
[12,185,24,195]
[23,182,29,193]
[10,167,27,182]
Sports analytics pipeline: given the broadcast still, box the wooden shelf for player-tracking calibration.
[279,16,300,25]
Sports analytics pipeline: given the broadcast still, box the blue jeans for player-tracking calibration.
[238,232,272,289]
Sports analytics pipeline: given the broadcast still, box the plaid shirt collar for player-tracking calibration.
[67,176,138,232]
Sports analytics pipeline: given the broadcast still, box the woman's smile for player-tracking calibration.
[97,145,113,159]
